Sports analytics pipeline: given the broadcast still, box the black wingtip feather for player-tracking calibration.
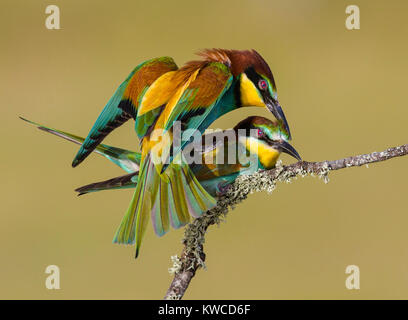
[72,159,80,168]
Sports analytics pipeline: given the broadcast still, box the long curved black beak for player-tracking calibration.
[266,99,291,140]
[274,140,302,161]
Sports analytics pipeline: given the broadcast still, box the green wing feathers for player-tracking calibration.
[163,62,232,132]
[72,57,178,167]
[161,62,233,171]
[71,81,133,167]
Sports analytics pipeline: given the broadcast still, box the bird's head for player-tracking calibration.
[197,49,292,139]
[237,52,291,140]
[234,116,301,169]
[239,65,291,137]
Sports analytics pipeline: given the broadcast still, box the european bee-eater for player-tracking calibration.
[43,49,293,256]
[22,116,300,252]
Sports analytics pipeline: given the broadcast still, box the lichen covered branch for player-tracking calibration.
[164,144,408,300]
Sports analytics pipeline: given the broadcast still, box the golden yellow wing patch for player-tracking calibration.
[137,71,178,116]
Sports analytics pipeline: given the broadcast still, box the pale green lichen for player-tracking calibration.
[318,162,330,184]
[168,255,182,274]
[180,163,332,270]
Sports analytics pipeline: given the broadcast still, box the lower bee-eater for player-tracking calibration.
[22,116,301,253]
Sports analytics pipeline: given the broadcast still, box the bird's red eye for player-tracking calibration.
[257,129,263,137]
[258,79,268,90]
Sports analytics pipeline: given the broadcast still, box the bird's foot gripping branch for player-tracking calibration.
[164,144,408,300]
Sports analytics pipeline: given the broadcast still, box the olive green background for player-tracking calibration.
[1,0,407,299]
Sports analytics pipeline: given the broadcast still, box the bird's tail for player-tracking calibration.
[113,153,217,257]
[112,156,154,249]
[20,116,141,173]
[75,172,139,196]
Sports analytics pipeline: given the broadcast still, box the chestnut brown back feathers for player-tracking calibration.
[196,48,274,80]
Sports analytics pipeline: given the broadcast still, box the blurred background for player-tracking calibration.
[1,0,407,299]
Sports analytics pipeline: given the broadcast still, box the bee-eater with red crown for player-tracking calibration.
[63,49,292,257]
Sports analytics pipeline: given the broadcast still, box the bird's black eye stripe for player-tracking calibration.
[244,67,261,84]
[245,67,269,92]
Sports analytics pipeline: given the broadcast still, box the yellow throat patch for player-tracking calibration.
[245,137,280,169]
[239,73,265,108]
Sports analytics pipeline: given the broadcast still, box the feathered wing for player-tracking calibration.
[20,117,141,173]
[71,57,178,167]
[160,62,233,172]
